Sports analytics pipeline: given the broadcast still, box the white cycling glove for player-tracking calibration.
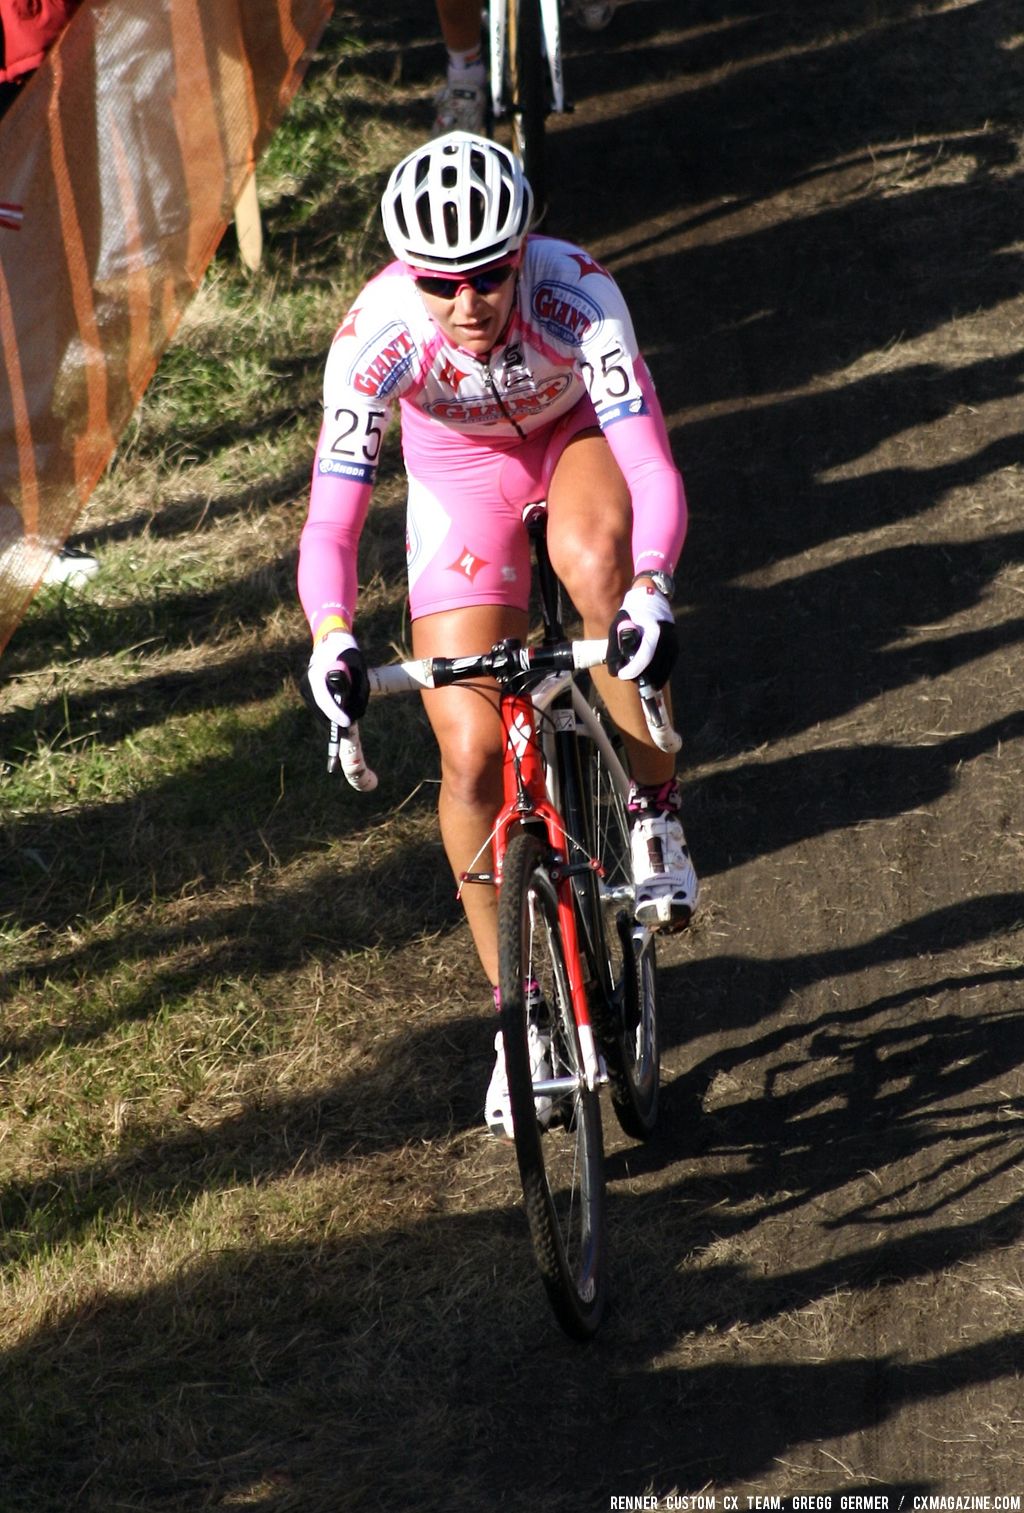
[607,583,678,686]
[306,631,369,728]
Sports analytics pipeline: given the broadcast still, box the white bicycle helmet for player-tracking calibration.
[381,131,534,273]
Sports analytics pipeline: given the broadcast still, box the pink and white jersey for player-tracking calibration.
[299,234,686,637]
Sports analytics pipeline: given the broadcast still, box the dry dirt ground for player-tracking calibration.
[368,0,1024,1503]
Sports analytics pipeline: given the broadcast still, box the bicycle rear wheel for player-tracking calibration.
[498,830,607,1339]
[565,693,661,1141]
[506,0,548,217]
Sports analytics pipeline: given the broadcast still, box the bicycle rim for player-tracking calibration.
[573,696,661,1141]
[507,0,547,216]
[498,831,607,1339]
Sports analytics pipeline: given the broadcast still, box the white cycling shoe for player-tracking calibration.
[434,67,488,135]
[630,809,699,931]
[485,1023,553,1139]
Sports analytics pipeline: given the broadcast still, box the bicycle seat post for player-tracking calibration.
[525,508,565,644]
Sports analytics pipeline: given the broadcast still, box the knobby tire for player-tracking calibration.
[498,830,607,1339]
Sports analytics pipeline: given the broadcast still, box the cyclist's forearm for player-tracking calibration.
[627,446,687,577]
[596,359,688,575]
[603,410,687,574]
[298,474,372,640]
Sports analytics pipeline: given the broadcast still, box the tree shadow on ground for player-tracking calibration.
[2,1189,1021,1510]
[657,890,1024,1050]
[556,0,1023,250]
[5,891,1022,1274]
[689,709,1024,877]
[636,988,1024,1244]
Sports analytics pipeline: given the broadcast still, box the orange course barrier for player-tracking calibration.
[0,0,333,655]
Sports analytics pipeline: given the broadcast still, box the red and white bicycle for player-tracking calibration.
[329,509,676,1338]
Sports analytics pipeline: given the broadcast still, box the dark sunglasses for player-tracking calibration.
[413,262,518,298]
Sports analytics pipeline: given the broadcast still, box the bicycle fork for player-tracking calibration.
[488,0,566,118]
[494,691,605,1095]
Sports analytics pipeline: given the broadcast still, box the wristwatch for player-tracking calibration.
[632,569,675,599]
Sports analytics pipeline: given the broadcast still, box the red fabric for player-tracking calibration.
[0,0,83,84]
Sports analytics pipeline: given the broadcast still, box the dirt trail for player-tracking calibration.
[376,0,1024,1500]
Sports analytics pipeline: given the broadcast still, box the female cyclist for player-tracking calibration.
[298,132,697,1136]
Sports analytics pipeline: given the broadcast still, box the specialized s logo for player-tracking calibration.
[349,322,415,396]
[500,342,534,392]
[447,547,488,580]
[508,711,533,759]
[532,282,603,345]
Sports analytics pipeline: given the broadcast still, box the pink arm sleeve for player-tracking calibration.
[297,419,372,640]
[602,360,688,576]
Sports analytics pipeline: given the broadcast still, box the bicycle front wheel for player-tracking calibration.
[506,0,548,217]
[498,830,607,1339]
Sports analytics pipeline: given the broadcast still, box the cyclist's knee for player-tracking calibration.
[557,541,629,622]
[438,733,503,809]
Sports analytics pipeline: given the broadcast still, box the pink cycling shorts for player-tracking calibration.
[404,394,600,621]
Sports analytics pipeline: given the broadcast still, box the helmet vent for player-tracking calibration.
[442,202,459,246]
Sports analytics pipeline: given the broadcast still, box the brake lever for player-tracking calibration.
[617,625,682,753]
[325,669,378,791]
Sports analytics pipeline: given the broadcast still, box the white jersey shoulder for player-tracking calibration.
[323,267,429,406]
[520,237,647,425]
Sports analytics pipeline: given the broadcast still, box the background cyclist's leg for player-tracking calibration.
[436,0,483,52]
[412,602,529,988]
[545,430,674,787]
[434,0,487,135]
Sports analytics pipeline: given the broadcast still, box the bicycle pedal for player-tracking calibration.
[636,896,692,932]
[657,908,693,935]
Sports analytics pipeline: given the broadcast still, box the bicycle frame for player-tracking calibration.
[489,674,617,1096]
[322,506,675,1336]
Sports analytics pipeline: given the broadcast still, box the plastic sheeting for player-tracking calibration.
[0,0,333,655]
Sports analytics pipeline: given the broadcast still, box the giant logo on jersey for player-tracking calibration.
[531,282,603,345]
[426,373,573,426]
[347,321,416,397]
